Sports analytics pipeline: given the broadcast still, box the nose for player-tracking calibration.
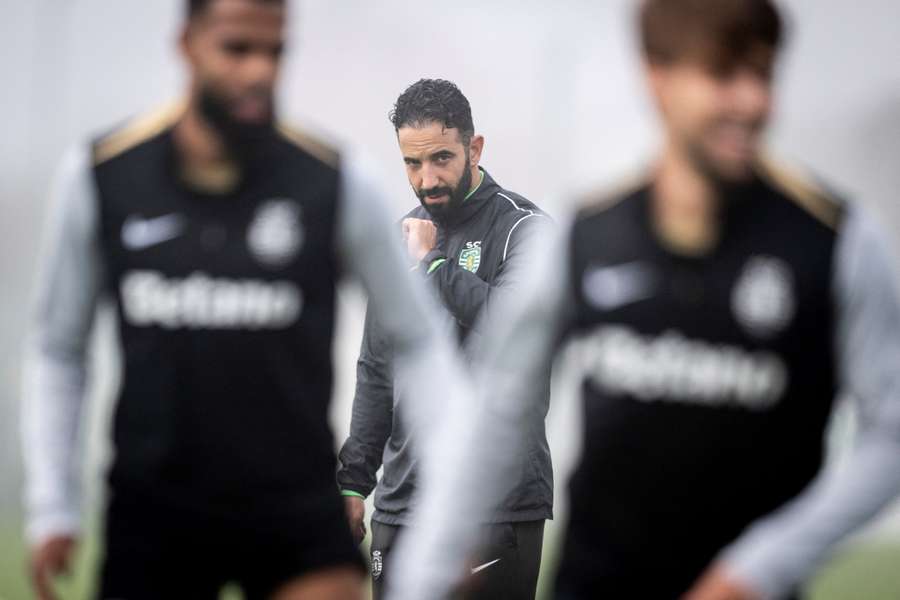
[420,164,441,191]
[730,71,771,120]
[243,49,279,88]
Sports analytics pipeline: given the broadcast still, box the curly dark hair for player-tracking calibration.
[389,79,475,144]
[188,0,284,18]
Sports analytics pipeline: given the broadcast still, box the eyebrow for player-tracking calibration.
[403,148,456,164]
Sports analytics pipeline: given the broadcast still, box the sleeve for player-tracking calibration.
[718,206,900,599]
[385,216,577,600]
[336,305,395,498]
[423,210,552,330]
[21,144,104,545]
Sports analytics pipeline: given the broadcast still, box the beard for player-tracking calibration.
[685,117,765,187]
[416,157,473,226]
[198,84,278,172]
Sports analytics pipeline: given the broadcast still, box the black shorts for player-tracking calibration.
[98,486,365,600]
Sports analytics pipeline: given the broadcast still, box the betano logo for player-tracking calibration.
[121,270,303,330]
[579,325,788,410]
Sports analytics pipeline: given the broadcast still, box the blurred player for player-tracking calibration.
[389,1,900,599]
[21,1,469,599]
[336,79,553,600]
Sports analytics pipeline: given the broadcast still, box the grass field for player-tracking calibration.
[1,522,898,600]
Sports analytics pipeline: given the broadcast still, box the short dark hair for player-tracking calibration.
[187,0,284,18]
[389,79,475,144]
[640,0,784,70]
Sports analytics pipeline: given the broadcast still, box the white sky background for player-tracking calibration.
[1,0,899,566]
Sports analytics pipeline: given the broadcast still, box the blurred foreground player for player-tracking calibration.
[390,1,900,599]
[21,1,468,599]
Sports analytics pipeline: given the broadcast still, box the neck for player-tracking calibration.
[468,165,482,193]
[172,99,240,193]
[651,141,720,256]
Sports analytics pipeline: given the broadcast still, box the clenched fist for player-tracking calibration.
[402,218,437,263]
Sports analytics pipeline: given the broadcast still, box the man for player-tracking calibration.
[22,2,470,599]
[336,79,553,600]
[390,2,900,599]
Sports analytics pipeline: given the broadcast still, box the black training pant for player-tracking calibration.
[369,519,545,600]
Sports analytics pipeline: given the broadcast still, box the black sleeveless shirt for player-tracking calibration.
[561,173,842,595]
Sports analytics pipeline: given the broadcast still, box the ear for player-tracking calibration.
[179,22,198,65]
[179,25,191,59]
[645,59,668,111]
[468,134,485,167]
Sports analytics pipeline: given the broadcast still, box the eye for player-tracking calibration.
[434,153,451,164]
[222,40,252,57]
[705,61,736,81]
[751,64,774,83]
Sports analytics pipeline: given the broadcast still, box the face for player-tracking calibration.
[648,47,775,182]
[398,122,483,223]
[181,0,285,130]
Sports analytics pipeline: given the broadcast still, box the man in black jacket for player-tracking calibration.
[337,79,553,600]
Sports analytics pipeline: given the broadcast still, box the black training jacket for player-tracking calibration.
[337,168,554,525]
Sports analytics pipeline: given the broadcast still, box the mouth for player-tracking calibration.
[231,95,272,123]
[710,121,760,161]
[423,193,449,204]
[419,188,452,204]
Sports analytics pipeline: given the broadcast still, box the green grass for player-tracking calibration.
[806,542,900,600]
[1,523,898,600]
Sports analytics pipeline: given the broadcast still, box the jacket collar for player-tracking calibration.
[440,167,499,230]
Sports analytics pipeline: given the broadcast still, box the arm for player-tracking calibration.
[21,145,103,599]
[387,219,575,600]
[336,305,395,499]
[22,145,103,545]
[423,212,551,330]
[693,207,900,600]
[335,151,469,463]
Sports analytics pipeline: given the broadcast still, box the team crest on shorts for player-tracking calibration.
[731,255,796,339]
[371,550,383,580]
[459,241,482,273]
[247,199,304,268]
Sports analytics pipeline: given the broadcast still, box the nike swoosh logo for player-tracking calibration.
[470,558,502,575]
[122,214,185,251]
[582,260,656,311]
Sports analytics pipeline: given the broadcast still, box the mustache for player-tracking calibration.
[232,86,273,107]
[418,186,453,200]
[711,115,766,132]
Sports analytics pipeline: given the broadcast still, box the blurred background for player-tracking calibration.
[1,0,899,598]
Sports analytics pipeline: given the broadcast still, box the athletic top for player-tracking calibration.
[389,163,900,600]
[336,169,554,526]
[21,104,466,545]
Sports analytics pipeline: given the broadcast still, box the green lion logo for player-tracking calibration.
[459,241,482,273]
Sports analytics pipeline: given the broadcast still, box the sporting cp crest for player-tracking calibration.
[458,241,482,273]
[732,255,796,339]
[247,199,304,269]
[371,550,383,580]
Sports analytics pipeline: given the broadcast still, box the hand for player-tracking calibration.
[682,564,761,600]
[343,496,367,545]
[29,534,77,600]
[402,218,437,263]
